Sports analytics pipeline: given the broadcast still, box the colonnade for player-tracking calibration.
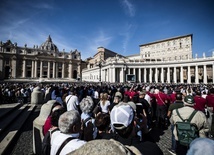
[96,62,214,84]
[20,59,76,79]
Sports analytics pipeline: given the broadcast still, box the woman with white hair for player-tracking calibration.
[79,96,97,141]
[187,138,214,155]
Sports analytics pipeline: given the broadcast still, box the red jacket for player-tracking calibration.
[154,92,168,106]
[170,93,176,104]
[206,94,214,112]
[194,95,207,112]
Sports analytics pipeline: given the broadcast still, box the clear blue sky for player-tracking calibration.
[0,0,213,60]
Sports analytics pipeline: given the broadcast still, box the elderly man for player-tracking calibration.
[167,92,184,155]
[50,110,86,155]
[170,95,209,155]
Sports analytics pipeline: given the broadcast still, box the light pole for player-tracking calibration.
[96,55,104,84]
[99,62,102,82]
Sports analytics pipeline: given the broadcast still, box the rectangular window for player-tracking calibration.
[6,48,10,52]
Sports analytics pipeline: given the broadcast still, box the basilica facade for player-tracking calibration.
[82,34,214,84]
[0,36,82,82]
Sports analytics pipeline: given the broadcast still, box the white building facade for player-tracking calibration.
[140,34,192,61]
[82,34,214,84]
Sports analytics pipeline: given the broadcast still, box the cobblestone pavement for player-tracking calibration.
[11,108,172,155]
[10,106,40,155]
[156,127,172,155]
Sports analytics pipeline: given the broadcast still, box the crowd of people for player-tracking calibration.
[0,83,33,104]
[1,82,214,154]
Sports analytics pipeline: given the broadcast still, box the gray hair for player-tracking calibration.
[79,96,94,113]
[58,110,80,133]
[68,139,136,155]
[187,138,214,155]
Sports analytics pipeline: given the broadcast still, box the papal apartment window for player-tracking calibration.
[6,48,10,52]
[162,43,164,48]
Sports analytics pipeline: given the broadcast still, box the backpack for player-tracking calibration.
[41,128,59,155]
[175,109,199,146]
[80,117,94,141]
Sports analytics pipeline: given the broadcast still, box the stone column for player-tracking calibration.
[69,63,71,78]
[78,62,81,79]
[144,68,147,83]
[55,62,58,78]
[155,68,158,83]
[69,62,73,79]
[188,66,191,84]
[180,66,184,83]
[47,61,50,78]
[62,63,65,78]
[167,67,170,83]
[31,60,34,78]
[35,60,38,78]
[138,68,141,83]
[203,65,207,84]
[40,61,43,78]
[107,68,110,82]
[173,67,177,83]
[122,67,125,83]
[104,69,107,82]
[112,67,115,83]
[119,68,122,83]
[12,58,17,78]
[22,59,26,78]
[53,61,56,78]
[128,68,130,74]
[109,67,112,82]
[195,65,199,84]
[161,67,164,83]
[149,68,152,82]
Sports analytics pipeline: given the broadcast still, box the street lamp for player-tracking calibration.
[98,62,102,82]
[96,55,104,84]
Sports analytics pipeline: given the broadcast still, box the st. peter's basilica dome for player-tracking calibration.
[39,35,59,52]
